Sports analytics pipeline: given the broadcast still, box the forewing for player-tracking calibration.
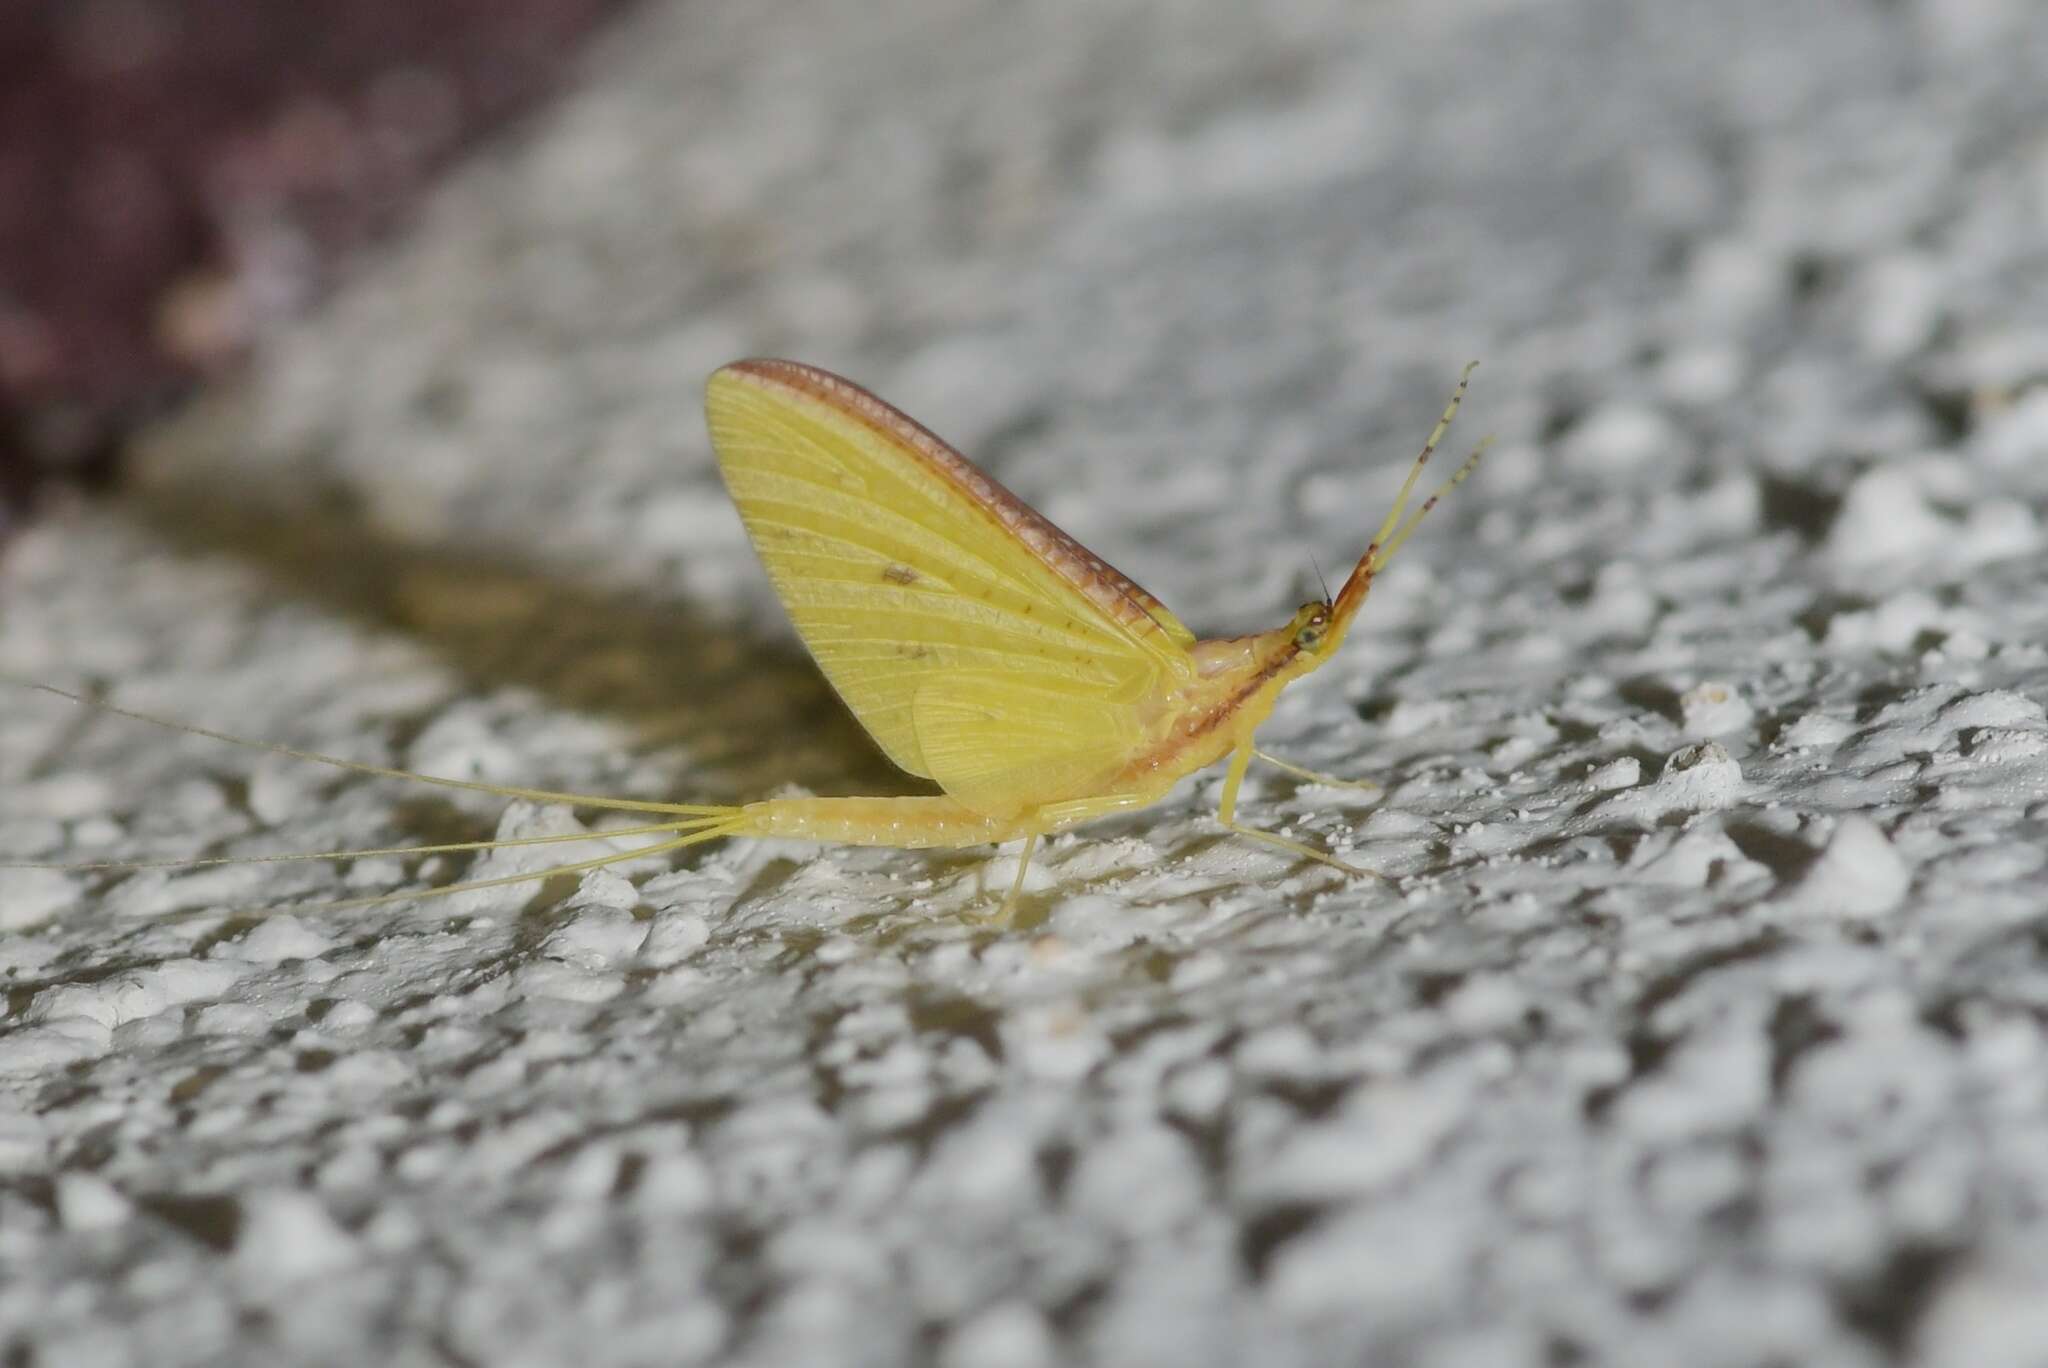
[704,360,1194,790]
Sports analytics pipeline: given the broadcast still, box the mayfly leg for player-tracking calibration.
[1216,743,1377,879]
[1253,750,1379,792]
[997,832,1040,923]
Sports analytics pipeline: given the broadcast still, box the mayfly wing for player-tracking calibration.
[908,673,1138,814]
[704,360,1194,810]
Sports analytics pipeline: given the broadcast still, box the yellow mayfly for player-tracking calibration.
[13,359,1487,920]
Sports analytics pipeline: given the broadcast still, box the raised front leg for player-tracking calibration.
[1216,742,1377,879]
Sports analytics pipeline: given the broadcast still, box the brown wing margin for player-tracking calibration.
[719,359,1197,658]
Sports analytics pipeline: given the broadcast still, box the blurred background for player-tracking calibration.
[0,0,631,534]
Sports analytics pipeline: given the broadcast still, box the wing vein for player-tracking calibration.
[706,363,1184,791]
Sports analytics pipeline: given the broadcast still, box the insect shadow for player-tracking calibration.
[118,465,911,801]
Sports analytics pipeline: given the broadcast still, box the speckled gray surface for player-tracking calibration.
[5,0,2048,1364]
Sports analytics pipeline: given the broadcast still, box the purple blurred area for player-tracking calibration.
[0,0,632,535]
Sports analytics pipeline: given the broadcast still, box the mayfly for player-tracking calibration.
[11,360,1488,919]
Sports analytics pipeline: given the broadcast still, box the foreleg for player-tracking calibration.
[1217,743,1377,879]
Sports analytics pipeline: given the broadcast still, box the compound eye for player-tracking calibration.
[1295,622,1324,650]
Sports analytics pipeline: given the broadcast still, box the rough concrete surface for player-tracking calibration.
[4,0,2048,1364]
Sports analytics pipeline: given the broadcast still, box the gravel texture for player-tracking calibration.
[4,0,2048,1364]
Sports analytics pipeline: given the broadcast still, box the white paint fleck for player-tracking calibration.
[54,1174,132,1231]
[939,1302,1057,1368]
[1564,402,1682,473]
[1781,815,1912,919]
[1680,680,1755,737]
[234,1190,359,1290]
[1587,757,1641,790]
[29,959,244,1028]
[225,915,335,964]
[0,867,75,931]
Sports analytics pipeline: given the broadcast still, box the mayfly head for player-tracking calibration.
[1289,601,1336,658]
[1263,599,1344,690]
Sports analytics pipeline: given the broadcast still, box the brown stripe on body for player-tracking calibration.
[1111,644,1303,788]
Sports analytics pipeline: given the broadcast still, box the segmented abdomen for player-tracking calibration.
[737,795,1028,849]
